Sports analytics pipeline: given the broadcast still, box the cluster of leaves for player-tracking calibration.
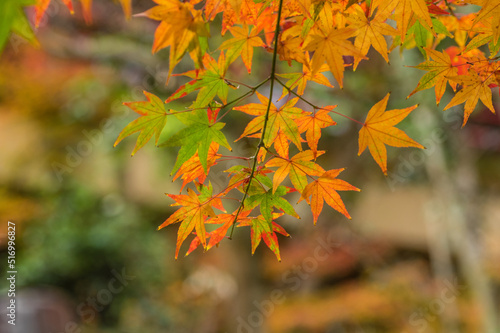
[15,0,500,260]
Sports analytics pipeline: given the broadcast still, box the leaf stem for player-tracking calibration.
[216,78,270,122]
[275,78,364,125]
[229,0,284,239]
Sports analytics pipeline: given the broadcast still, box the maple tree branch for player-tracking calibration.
[229,0,284,239]
[275,77,364,125]
[216,78,270,122]
[275,77,318,108]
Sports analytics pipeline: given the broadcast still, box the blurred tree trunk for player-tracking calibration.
[418,108,498,333]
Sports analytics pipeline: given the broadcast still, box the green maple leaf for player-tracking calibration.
[244,185,299,223]
[161,109,232,174]
[114,91,168,156]
[238,213,290,261]
[166,52,233,108]
[0,0,38,52]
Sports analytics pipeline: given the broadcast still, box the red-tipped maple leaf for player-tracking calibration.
[408,47,459,106]
[300,169,360,224]
[173,142,220,192]
[238,213,290,261]
[159,186,225,259]
[114,91,168,156]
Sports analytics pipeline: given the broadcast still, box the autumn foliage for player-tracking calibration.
[14,0,499,260]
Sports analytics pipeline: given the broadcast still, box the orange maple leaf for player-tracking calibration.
[237,213,290,261]
[266,150,325,193]
[408,47,459,106]
[34,0,74,27]
[173,142,220,192]
[186,211,246,256]
[219,24,265,73]
[296,106,337,157]
[300,169,360,224]
[140,0,208,80]
[277,53,334,100]
[303,5,364,88]
[358,93,424,175]
[235,92,303,151]
[277,23,307,66]
[159,187,223,259]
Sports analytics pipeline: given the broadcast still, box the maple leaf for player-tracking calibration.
[114,91,168,156]
[186,212,243,256]
[348,4,398,69]
[206,0,262,35]
[0,0,38,52]
[300,169,360,223]
[468,0,500,42]
[296,106,337,156]
[444,70,497,126]
[244,185,300,223]
[140,0,209,80]
[395,0,435,41]
[80,0,92,24]
[358,93,424,175]
[235,92,303,151]
[159,186,222,259]
[277,23,307,66]
[161,109,232,174]
[238,213,290,261]
[34,0,74,27]
[219,24,265,73]
[371,0,434,42]
[166,52,232,108]
[266,150,325,193]
[173,142,220,192]
[303,5,364,88]
[277,53,334,100]
[408,47,459,106]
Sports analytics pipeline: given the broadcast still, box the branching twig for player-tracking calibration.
[229,0,285,239]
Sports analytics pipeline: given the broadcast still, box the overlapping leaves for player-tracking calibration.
[96,0,499,259]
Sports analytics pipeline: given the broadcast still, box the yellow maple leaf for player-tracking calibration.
[348,4,398,69]
[303,3,365,88]
[358,93,424,175]
[371,0,434,42]
[140,0,208,80]
[408,47,458,106]
[219,24,265,73]
[300,169,360,224]
[468,0,500,42]
[444,70,497,126]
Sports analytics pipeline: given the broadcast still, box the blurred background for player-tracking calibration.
[0,1,500,332]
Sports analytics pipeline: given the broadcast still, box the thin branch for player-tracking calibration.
[229,0,285,238]
[275,77,364,125]
[216,78,270,122]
